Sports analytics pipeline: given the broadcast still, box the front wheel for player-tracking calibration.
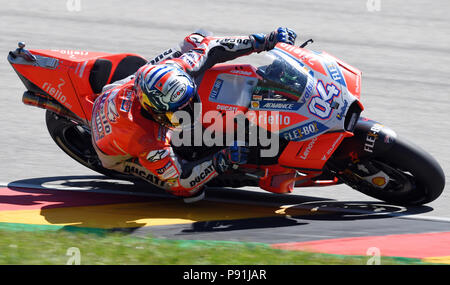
[332,136,445,205]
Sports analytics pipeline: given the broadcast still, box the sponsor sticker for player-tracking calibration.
[42,79,72,109]
[325,62,346,87]
[229,69,252,76]
[251,101,260,109]
[247,112,291,128]
[280,121,328,141]
[209,78,224,100]
[336,100,348,120]
[364,123,384,153]
[302,78,315,102]
[252,95,263,101]
[300,137,318,159]
[216,104,238,112]
[257,100,303,111]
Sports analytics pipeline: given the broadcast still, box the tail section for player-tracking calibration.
[8,43,147,124]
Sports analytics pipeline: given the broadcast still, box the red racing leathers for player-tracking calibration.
[91,32,258,198]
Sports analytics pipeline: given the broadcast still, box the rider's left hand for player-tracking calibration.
[250,27,297,52]
[275,27,297,46]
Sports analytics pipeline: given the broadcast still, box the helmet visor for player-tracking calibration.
[164,94,197,128]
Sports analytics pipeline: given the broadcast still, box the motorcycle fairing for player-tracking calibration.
[265,44,361,139]
[276,43,362,100]
[9,51,88,120]
[195,43,364,177]
[278,131,353,171]
[196,64,258,133]
[8,48,147,123]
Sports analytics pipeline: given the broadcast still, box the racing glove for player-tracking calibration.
[250,27,297,53]
[212,141,250,174]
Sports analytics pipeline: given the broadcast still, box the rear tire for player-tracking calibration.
[45,110,133,180]
[335,136,445,205]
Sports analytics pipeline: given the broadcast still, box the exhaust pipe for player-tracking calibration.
[22,91,84,124]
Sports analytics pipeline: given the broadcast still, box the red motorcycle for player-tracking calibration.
[8,40,445,205]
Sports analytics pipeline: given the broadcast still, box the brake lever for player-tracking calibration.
[299,39,314,48]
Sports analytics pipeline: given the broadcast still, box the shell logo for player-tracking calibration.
[372,177,387,187]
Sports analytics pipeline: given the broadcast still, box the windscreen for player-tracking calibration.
[255,49,313,102]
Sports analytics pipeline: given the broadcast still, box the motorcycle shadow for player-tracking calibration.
[4,176,434,234]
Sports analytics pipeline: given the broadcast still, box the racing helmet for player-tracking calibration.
[134,64,198,128]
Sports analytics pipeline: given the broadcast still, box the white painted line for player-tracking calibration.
[396,215,450,223]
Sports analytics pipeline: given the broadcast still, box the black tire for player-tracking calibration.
[339,136,445,205]
[45,110,133,180]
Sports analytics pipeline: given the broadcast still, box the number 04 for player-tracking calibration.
[308,80,340,120]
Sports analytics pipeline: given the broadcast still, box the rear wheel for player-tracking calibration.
[45,110,133,180]
[332,136,445,205]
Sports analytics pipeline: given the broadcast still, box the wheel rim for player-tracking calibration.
[56,123,99,167]
[340,159,418,196]
[369,160,416,194]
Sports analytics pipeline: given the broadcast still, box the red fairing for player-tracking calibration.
[13,49,146,122]
[321,51,362,100]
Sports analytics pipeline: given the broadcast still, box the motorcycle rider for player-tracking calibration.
[91,27,297,202]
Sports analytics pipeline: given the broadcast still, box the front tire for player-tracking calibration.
[334,136,445,205]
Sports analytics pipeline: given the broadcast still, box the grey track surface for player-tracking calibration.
[1,0,449,225]
[129,215,450,244]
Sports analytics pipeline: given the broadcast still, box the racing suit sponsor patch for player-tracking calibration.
[120,90,133,112]
[157,161,179,181]
[217,38,251,50]
[180,162,216,189]
[189,164,215,187]
[92,93,112,140]
[146,149,169,162]
[106,90,120,123]
[123,162,165,188]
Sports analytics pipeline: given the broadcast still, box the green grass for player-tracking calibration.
[0,228,426,265]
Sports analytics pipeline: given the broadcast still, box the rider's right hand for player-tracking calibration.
[212,142,250,174]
